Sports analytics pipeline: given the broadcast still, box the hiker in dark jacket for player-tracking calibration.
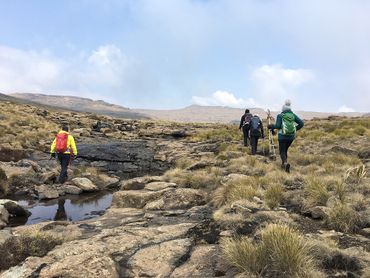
[249,114,264,155]
[268,100,304,173]
[239,109,253,146]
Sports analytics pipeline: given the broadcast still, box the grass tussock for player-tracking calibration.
[345,165,367,185]
[0,231,62,271]
[265,183,285,209]
[326,203,359,233]
[222,223,319,277]
[304,176,330,206]
[212,177,262,207]
[163,168,221,190]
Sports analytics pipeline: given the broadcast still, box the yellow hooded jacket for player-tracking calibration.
[50,130,78,155]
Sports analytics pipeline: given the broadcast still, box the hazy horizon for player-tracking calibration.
[1,1,370,112]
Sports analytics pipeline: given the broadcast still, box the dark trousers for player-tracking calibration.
[242,125,250,146]
[250,136,259,155]
[279,139,293,164]
[57,153,70,183]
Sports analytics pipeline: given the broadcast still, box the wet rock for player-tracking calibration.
[0,199,30,217]
[144,188,206,210]
[120,176,163,190]
[126,238,193,277]
[36,185,59,200]
[72,178,98,192]
[144,181,177,191]
[63,185,83,195]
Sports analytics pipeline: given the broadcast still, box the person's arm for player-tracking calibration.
[295,114,304,131]
[271,114,282,130]
[260,120,264,138]
[50,138,56,154]
[239,115,244,129]
[69,136,78,155]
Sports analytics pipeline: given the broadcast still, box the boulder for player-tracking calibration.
[36,185,59,200]
[330,146,358,156]
[0,162,34,178]
[120,176,163,190]
[97,174,119,189]
[0,204,9,224]
[40,171,58,184]
[0,199,30,217]
[72,178,98,192]
[63,185,83,195]
[112,190,166,209]
[144,188,206,210]
[0,229,12,245]
[307,206,330,220]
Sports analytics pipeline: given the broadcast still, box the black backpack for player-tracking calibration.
[243,113,253,126]
[250,117,261,136]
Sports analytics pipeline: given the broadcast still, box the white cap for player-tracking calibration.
[282,99,292,111]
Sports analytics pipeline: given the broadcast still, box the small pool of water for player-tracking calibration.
[9,191,113,226]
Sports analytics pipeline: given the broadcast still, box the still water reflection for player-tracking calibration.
[10,191,113,226]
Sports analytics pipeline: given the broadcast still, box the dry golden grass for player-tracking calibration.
[326,203,360,232]
[264,183,285,209]
[163,167,221,190]
[222,223,320,277]
[304,176,330,206]
[0,231,62,271]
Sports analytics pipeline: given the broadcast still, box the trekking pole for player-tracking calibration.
[267,109,276,160]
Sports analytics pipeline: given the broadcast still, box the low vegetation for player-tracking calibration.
[0,231,62,271]
[222,223,321,277]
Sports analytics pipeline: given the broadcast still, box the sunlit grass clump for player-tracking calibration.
[222,223,320,277]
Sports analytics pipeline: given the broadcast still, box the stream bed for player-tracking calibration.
[9,191,113,226]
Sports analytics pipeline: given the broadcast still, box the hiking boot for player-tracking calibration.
[285,163,291,173]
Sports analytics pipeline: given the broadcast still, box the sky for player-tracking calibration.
[0,0,370,112]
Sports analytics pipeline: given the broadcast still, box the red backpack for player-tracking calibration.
[56,133,68,153]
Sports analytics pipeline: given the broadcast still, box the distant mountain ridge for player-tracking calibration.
[10,93,149,120]
[7,93,366,123]
[135,104,364,123]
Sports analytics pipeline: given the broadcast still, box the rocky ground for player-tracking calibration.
[1,100,370,277]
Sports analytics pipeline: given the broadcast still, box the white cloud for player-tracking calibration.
[192,90,258,108]
[0,44,158,105]
[250,64,314,107]
[0,45,63,93]
[338,105,355,113]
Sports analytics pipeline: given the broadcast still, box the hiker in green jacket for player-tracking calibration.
[268,100,304,173]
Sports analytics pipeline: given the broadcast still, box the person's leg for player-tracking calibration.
[242,125,250,146]
[251,136,258,155]
[285,140,293,162]
[279,140,288,165]
[59,154,70,183]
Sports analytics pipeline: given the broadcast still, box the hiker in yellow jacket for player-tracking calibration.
[50,125,78,184]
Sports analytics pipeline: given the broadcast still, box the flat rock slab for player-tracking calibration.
[144,181,177,191]
[112,190,167,209]
[120,176,163,190]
